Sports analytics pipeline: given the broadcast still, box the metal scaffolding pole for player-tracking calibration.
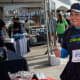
[45,0,58,66]
[47,0,55,54]
[48,0,54,55]
[45,0,54,65]
[45,0,50,56]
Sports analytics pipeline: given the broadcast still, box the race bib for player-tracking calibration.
[72,49,80,62]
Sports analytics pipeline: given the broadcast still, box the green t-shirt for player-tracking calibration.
[57,18,67,34]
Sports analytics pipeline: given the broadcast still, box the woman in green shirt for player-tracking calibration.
[56,13,68,46]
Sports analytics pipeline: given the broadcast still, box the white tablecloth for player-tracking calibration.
[5,38,27,60]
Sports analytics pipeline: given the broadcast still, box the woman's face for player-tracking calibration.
[70,11,80,28]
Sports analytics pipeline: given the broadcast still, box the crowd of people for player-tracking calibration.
[0,17,27,80]
[49,12,71,47]
[45,9,71,55]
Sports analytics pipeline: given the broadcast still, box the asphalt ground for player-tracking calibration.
[24,44,69,80]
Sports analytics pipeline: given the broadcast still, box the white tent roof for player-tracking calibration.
[2,0,45,11]
[3,0,80,12]
[51,0,79,10]
[0,0,43,4]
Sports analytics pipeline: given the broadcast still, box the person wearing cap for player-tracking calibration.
[54,3,80,80]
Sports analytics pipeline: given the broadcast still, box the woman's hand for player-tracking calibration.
[54,46,61,57]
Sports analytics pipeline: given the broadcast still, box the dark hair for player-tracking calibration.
[66,26,74,39]
[15,17,19,20]
[64,14,66,18]
[12,17,19,21]
[57,13,63,23]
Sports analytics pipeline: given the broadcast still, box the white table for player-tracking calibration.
[5,38,27,60]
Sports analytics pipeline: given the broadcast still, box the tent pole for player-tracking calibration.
[44,0,50,56]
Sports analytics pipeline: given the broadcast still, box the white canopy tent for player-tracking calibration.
[0,0,45,19]
[2,0,80,13]
[50,0,79,11]
[0,0,45,12]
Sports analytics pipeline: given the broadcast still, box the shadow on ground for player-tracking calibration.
[26,54,48,61]
[26,54,59,70]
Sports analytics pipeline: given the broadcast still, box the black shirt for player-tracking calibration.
[0,19,5,30]
[61,26,80,80]
[13,22,24,35]
[0,19,5,47]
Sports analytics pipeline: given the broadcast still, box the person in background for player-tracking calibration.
[12,17,24,35]
[45,12,57,54]
[54,3,80,80]
[0,19,8,46]
[24,19,29,33]
[8,17,15,37]
[50,12,57,46]
[64,14,71,26]
[56,13,68,46]
[8,17,24,38]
